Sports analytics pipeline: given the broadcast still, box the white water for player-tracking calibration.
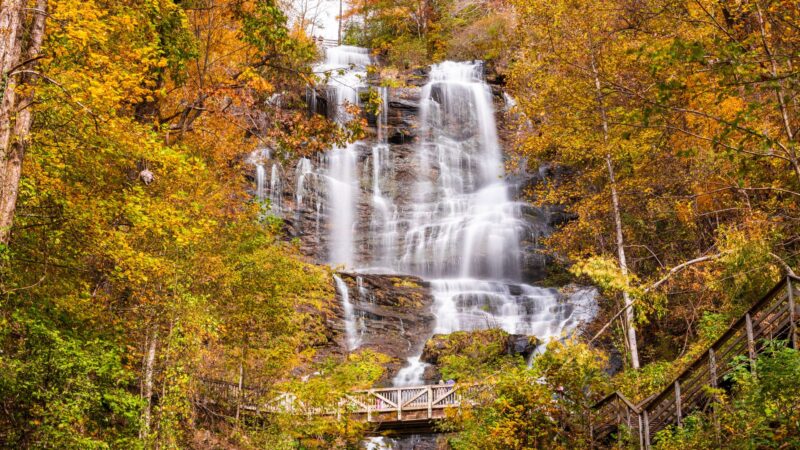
[269,163,282,213]
[385,62,590,386]
[295,157,313,211]
[255,164,266,200]
[334,274,361,350]
[317,46,372,268]
[392,355,430,387]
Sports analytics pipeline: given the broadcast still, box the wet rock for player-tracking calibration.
[388,129,415,144]
[329,273,436,381]
[389,98,419,112]
[507,334,540,358]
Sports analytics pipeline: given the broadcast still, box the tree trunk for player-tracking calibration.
[235,358,244,424]
[0,0,47,245]
[606,154,640,369]
[590,47,641,369]
[337,0,343,45]
[141,327,158,440]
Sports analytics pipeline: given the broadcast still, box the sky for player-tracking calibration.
[317,0,342,40]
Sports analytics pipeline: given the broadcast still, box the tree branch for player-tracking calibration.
[589,252,727,344]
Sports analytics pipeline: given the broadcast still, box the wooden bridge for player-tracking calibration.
[200,380,476,433]
[592,275,799,449]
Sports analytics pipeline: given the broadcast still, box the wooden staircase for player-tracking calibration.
[591,275,799,449]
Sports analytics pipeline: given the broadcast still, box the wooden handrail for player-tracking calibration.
[199,380,470,424]
[592,275,799,449]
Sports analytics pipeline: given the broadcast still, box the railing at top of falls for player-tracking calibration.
[312,37,341,49]
[199,380,482,424]
[591,275,799,449]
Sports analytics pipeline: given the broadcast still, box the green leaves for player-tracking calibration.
[0,311,143,448]
[240,1,290,53]
[654,343,800,449]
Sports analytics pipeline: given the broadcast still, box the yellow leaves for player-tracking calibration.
[675,200,696,228]
[571,256,636,295]
[239,67,275,93]
[717,96,746,121]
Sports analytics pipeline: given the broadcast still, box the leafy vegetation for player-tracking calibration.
[508,0,799,372]
[655,343,800,449]
[0,0,798,448]
[442,341,610,450]
[0,0,366,447]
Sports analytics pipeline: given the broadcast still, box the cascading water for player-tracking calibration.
[334,274,361,351]
[304,50,595,386]
[269,163,283,213]
[248,148,271,201]
[317,46,371,268]
[255,164,266,200]
[295,157,313,211]
[368,143,397,269]
[399,61,514,279]
[395,62,595,385]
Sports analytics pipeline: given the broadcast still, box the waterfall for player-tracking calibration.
[392,356,430,387]
[269,163,283,213]
[369,143,397,269]
[324,148,358,267]
[295,157,313,211]
[255,164,266,200]
[306,52,595,388]
[400,61,516,279]
[376,86,388,142]
[250,148,271,202]
[317,46,371,268]
[334,274,361,351]
[386,61,592,386]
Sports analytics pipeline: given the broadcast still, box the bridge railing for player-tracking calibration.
[199,380,473,422]
[592,274,799,449]
[340,384,471,420]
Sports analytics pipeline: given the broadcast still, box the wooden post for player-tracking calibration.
[637,413,644,450]
[397,388,402,421]
[643,409,651,450]
[709,348,721,442]
[708,348,717,388]
[788,277,797,350]
[745,313,756,375]
[427,386,432,419]
[674,381,682,426]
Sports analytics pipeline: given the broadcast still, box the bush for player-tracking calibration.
[0,311,142,448]
[443,340,609,449]
[384,36,429,70]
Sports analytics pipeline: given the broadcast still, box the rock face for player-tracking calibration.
[248,82,560,282]
[329,273,435,382]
